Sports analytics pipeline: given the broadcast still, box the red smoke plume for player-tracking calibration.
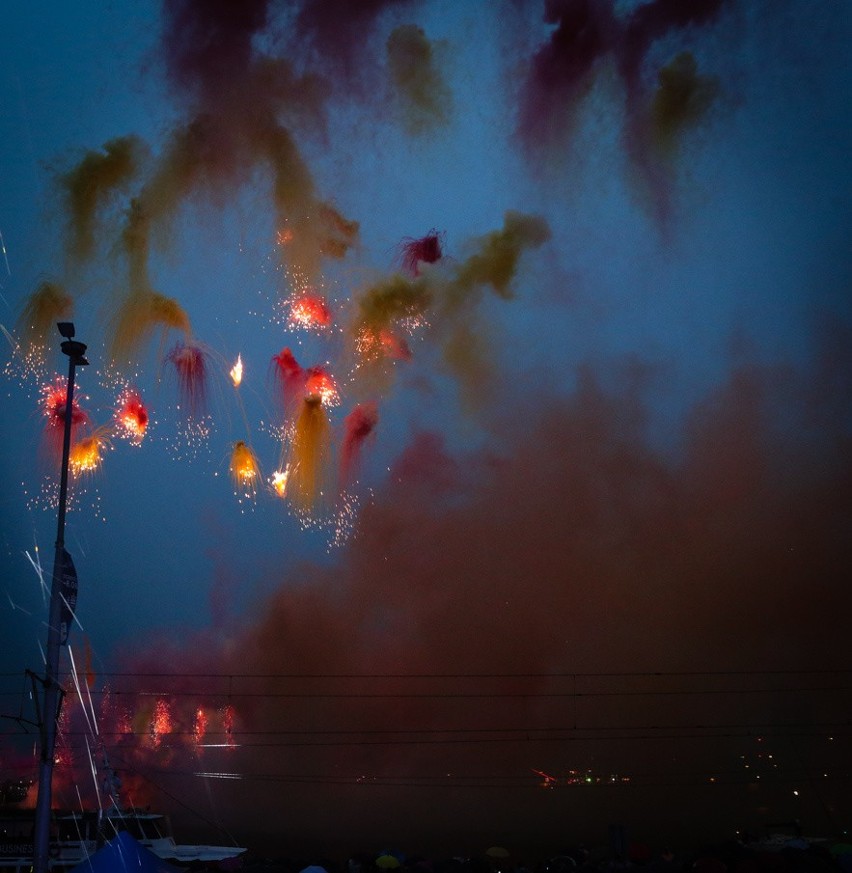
[101,338,852,856]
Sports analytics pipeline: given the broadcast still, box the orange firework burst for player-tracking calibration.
[229,354,243,387]
[222,704,236,749]
[356,326,413,362]
[167,340,208,419]
[193,708,208,749]
[285,395,331,512]
[288,294,332,330]
[114,388,148,444]
[229,441,261,498]
[304,366,339,406]
[150,698,172,748]
[270,467,289,498]
[114,704,133,736]
[68,427,111,477]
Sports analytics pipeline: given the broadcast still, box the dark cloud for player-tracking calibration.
[295,0,414,82]
[517,0,731,227]
[162,0,271,98]
[517,0,619,147]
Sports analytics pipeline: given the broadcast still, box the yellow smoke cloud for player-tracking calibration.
[387,24,452,135]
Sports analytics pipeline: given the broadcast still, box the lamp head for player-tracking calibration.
[57,322,75,339]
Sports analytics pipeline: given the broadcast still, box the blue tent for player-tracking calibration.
[69,830,185,873]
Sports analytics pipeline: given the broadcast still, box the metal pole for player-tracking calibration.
[33,326,88,873]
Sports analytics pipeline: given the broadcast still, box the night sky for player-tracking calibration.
[1,0,851,861]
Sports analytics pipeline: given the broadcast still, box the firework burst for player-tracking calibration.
[398,229,444,277]
[167,340,208,420]
[114,387,149,444]
[229,354,243,387]
[288,293,332,331]
[340,401,379,488]
[40,378,90,464]
[270,347,305,414]
[304,365,339,407]
[68,427,111,477]
[229,440,261,500]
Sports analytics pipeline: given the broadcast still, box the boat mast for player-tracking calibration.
[32,324,89,873]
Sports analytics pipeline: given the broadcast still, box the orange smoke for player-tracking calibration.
[285,395,331,513]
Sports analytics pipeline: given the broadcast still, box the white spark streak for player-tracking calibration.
[24,548,48,602]
[68,646,96,737]
[84,736,102,807]
[0,228,10,276]
[193,771,243,779]
[6,591,32,615]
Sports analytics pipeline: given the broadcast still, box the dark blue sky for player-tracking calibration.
[1,0,851,857]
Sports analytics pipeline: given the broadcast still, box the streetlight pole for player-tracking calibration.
[33,322,88,873]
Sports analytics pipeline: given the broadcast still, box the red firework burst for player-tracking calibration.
[40,378,90,463]
[340,401,379,487]
[167,341,207,419]
[304,365,339,406]
[114,388,149,444]
[399,229,443,276]
[356,326,413,362]
[288,294,332,330]
[270,347,305,412]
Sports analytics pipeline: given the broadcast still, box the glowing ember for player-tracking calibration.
[230,354,243,387]
[276,227,294,245]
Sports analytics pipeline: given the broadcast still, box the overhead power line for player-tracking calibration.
[3,668,849,680]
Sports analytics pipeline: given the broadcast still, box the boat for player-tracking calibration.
[0,804,247,872]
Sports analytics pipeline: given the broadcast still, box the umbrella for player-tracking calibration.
[69,831,184,873]
[376,856,401,869]
[486,848,510,859]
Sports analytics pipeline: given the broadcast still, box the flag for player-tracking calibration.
[59,548,78,646]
